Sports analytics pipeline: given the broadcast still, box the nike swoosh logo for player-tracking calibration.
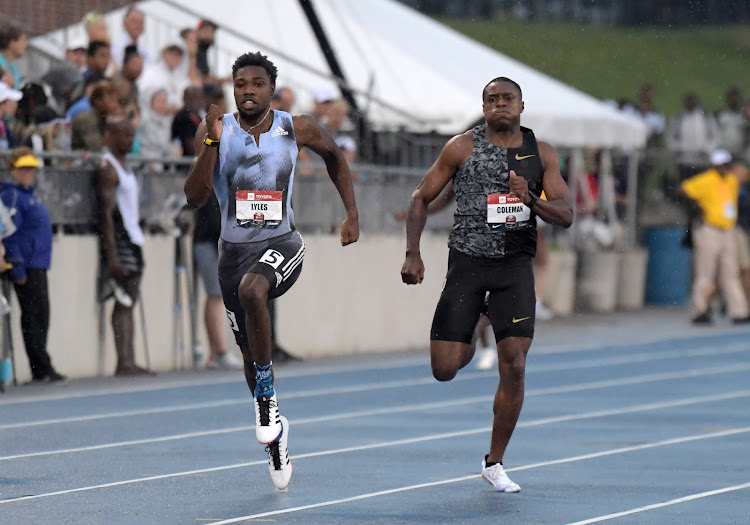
[515,154,535,160]
[512,316,531,323]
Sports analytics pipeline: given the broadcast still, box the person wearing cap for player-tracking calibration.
[0,82,23,149]
[679,148,750,324]
[0,24,28,89]
[0,147,67,383]
[65,38,88,71]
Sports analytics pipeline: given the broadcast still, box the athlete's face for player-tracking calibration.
[233,66,275,121]
[107,122,135,155]
[483,81,523,130]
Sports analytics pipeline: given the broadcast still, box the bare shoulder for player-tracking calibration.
[537,140,560,169]
[95,159,119,188]
[292,113,318,134]
[442,130,474,166]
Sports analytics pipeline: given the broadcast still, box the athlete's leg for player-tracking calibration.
[487,336,531,464]
[238,272,273,366]
[112,275,150,374]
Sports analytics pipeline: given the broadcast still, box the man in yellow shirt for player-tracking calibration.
[680,149,750,324]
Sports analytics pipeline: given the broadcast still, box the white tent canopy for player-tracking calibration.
[33,0,648,148]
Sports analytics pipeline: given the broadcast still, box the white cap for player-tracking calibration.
[0,82,23,102]
[66,37,88,51]
[313,86,337,103]
[710,149,732,166]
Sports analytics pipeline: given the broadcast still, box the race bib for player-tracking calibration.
[236,190,283,227]
[487,194,531,225]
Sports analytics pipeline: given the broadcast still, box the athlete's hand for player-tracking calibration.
[206,104,224,141]
[401,252,425,285]
[340,216,359,246]
[509,170,530,204]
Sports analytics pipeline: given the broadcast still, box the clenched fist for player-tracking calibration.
[206,104,224,142]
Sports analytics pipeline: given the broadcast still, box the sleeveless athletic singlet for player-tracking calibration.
[448,125,544,259]
[213,110,299,244]
[103,151,143,246]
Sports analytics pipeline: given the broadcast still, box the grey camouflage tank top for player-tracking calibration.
[448,125,544,258]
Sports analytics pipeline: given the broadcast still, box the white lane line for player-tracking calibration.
[5,345,750,431]
[4,388,750,462]
[2,420,749,508]
[3,331,747,405]
[564,482,750,525]
[204,426,750,524]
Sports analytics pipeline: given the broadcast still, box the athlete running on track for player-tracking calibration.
[401,77,573,492]
[184,52,359,491]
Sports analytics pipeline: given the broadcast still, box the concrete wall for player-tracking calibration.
[5,233,449,381]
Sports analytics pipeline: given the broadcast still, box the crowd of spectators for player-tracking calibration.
[0,11,357,166]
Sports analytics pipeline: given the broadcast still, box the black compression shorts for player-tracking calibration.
[218,231,305,349]
[431,248,536,343]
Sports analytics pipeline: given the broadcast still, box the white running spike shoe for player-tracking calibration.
[481,457,521,493]
[475,346,497,371]
[254,392,282,444]
[265,415,292,491]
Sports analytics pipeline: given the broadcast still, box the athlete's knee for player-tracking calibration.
[432,361,459,382]
[238,274,269,311]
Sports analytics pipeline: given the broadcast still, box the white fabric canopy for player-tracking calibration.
[34,0,648,148]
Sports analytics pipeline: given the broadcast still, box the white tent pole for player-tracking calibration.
[626,150,641,249]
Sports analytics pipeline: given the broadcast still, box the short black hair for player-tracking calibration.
[0,24,25,50]
[123,44,140,64]
[87,40,110,57]
[483,77,522,100]
[232,52,277,84]
[202,83,224,102]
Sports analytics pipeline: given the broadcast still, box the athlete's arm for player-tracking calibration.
[94,162,127,279]
[293,114,359,246]
[184,104,223,208]
[401,134,469,285]
[530,141,573,228]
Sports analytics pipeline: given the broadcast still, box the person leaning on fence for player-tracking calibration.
[94,118,155,376]
[679,149,750,325]
[0,147,67,384]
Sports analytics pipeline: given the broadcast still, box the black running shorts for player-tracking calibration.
[218,231,305,349]
[431,248,536,343]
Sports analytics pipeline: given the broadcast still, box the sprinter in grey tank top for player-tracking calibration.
[401,77,573,493]
[184,52,359,491]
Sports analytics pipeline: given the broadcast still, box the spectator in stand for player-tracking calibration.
[680,149,750,325]
[0,82,23,149]
[716,87,748,161]
[41,63,84,117]
[115,45,143,106]
[171,86,203,156]
[271,86,295,113]
[71,80,120,152]
[635,84,665,148]
[65,38,88,72]
[667,92,720,181]
[111,7,153,69]
[297,86,337,175]
[0,24,28,89]
[326,99,357,165]
[0,66,13,87]
[138,88,175,159]
[138,43,190,115]
[84,40,113,85]
[179,28,203,87]
[195,20,231,86]
[1,147,67,383]
[25,106,68,154]
[83,12,111,44]
[202,82,226,114]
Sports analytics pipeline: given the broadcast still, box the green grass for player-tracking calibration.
[436,18,750,116]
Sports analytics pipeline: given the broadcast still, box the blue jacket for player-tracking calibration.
[0,182,53,280]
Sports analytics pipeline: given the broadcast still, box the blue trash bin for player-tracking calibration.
[643,226,692,306]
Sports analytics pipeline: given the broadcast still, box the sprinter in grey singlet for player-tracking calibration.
[184,52,359,492]
[401,77,573,493]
